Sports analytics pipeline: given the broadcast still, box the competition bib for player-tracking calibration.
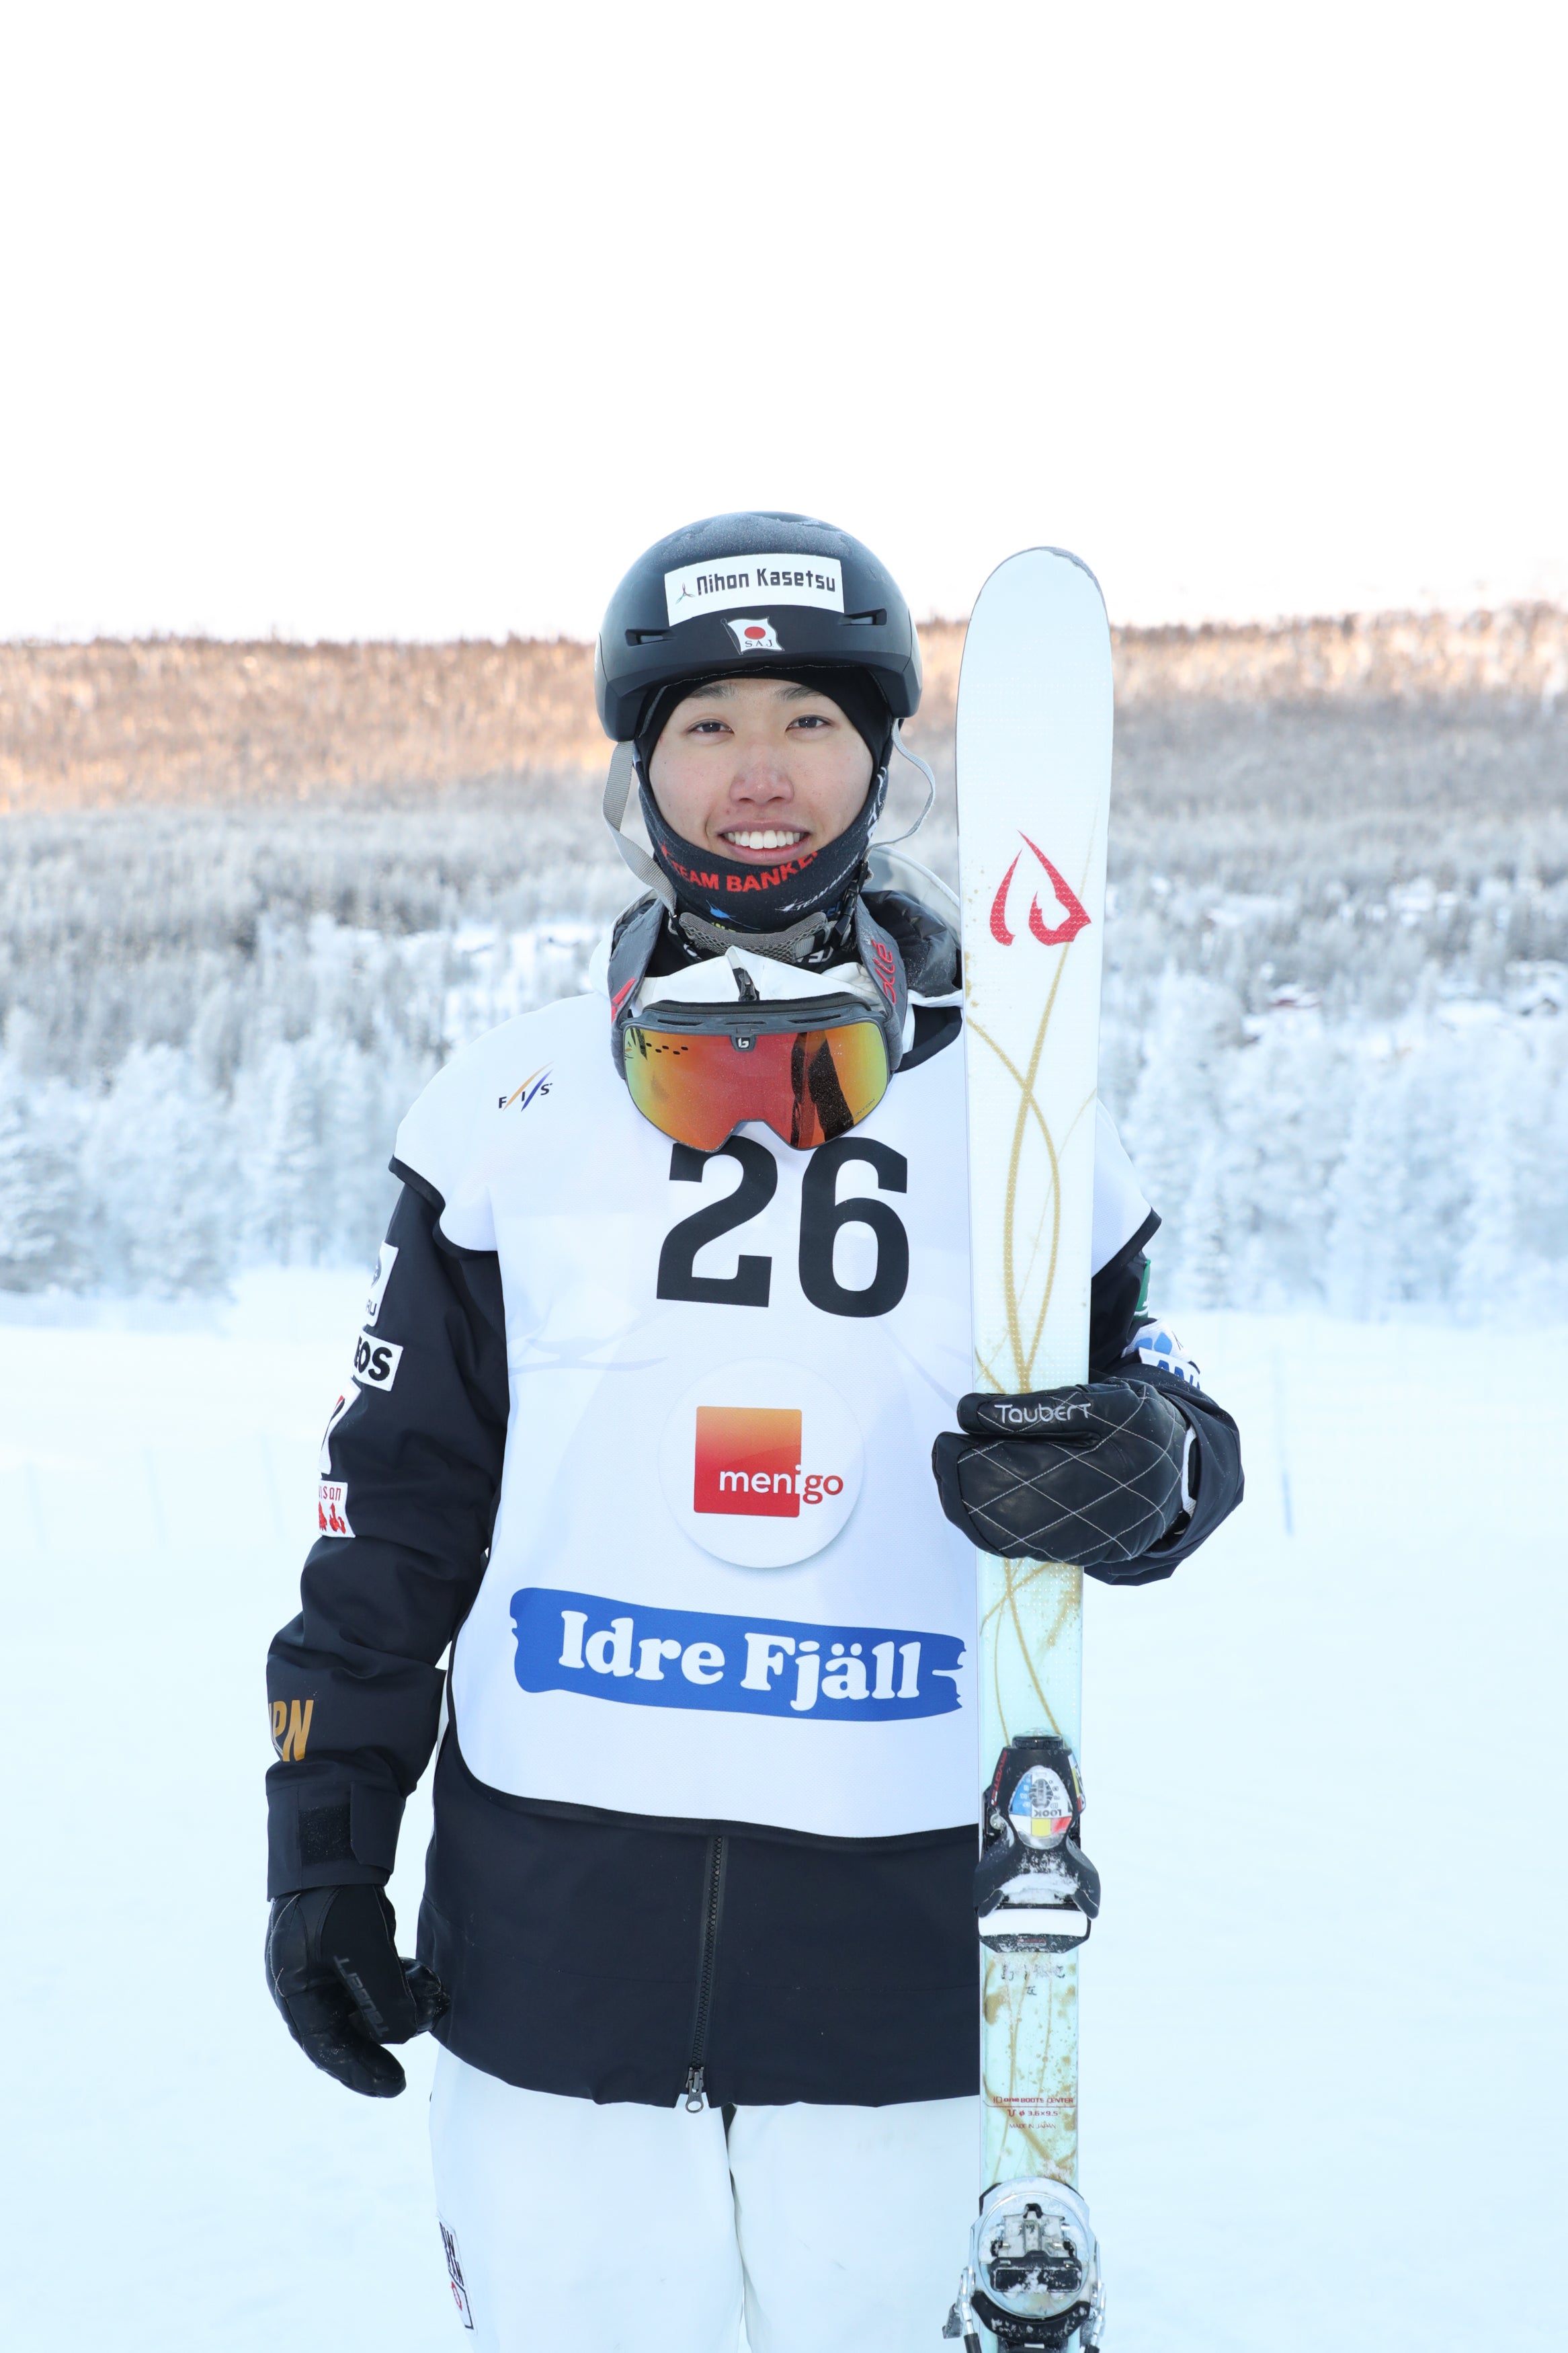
[391,990,1147,1841]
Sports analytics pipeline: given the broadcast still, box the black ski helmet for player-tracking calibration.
[594,510,923,743]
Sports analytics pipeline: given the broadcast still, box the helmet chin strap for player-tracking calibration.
[602,738,675,912]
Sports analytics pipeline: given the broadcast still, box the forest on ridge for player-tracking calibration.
[1,614,1565,1318]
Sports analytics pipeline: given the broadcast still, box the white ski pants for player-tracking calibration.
[429,2048,976,2353]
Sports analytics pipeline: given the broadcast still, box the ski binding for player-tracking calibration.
[945,2180,1105,2353]
[975,1736,1100,1954]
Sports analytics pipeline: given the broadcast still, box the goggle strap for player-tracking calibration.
[602,740,675,912]
[851,897,910,1070]
[676,906,831,964]
[606,896,666,1075]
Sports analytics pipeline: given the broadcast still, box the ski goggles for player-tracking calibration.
[620,996,893,1152]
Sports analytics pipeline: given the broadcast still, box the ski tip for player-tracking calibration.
[968,546,1108,615]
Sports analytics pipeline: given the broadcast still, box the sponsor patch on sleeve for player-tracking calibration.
[1127,1320,1203,1390]
[270,1696,315,1761]
[319,1390,353,1473]
[353,1331,403,1392]
[364,1242,398,1327]
[317,1478,354,1538]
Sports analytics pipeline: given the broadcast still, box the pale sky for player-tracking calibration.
[2,1,1563,641]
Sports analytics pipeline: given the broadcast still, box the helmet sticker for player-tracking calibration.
[1007,1764,1075,1849]
[724,616,782,653]
[663,555,845,627]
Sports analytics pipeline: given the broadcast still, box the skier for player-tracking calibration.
[264,512,1243,2353]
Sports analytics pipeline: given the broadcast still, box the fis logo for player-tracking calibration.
[498,1067,552,1113]
[989,834,1091,949]
[692,1406,846,1519]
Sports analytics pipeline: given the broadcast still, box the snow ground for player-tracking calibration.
[1,1282,1563,2352]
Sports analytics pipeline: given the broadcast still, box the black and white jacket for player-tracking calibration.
[266,999,1241,2108]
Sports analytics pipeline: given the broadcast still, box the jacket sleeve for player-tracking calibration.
[265,1176,509,1897]
[1084,1233,1245,1588]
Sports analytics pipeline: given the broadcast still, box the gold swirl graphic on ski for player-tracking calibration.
[966,893,1095,1747]
[966,816,1102,1391]
[968,828,1100,2192]
[976,1557,1079,1741]
[982,1948,1078,2185]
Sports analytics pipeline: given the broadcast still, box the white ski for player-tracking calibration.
[948,549,1114,2353]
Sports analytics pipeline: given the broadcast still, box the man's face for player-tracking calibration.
[646,676,874,863]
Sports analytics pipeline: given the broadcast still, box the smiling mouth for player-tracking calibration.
[720,827,809,853]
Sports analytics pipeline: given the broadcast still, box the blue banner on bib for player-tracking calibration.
[511,1587,965,1720]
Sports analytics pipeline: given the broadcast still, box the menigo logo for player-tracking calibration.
[511,1587,964,1722]
[659,1362,864,1567]
[692,1406,845,1519]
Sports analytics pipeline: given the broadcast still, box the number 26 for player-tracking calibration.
[656,1137,909,1318]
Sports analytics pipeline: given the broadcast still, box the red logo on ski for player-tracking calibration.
[989,835,1091,948]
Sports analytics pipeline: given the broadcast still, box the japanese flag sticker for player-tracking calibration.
[725,616,782,653]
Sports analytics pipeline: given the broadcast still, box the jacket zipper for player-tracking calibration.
[684,1835,726,2112]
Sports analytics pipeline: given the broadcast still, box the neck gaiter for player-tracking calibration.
[636,769,886,930]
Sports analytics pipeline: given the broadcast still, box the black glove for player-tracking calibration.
[265,1884,448,2098]
[932,1379,1193,1570]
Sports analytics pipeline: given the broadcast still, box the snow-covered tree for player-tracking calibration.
[0,1065,87,1291]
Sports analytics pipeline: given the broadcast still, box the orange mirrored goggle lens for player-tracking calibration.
[622,1020,891,1152]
